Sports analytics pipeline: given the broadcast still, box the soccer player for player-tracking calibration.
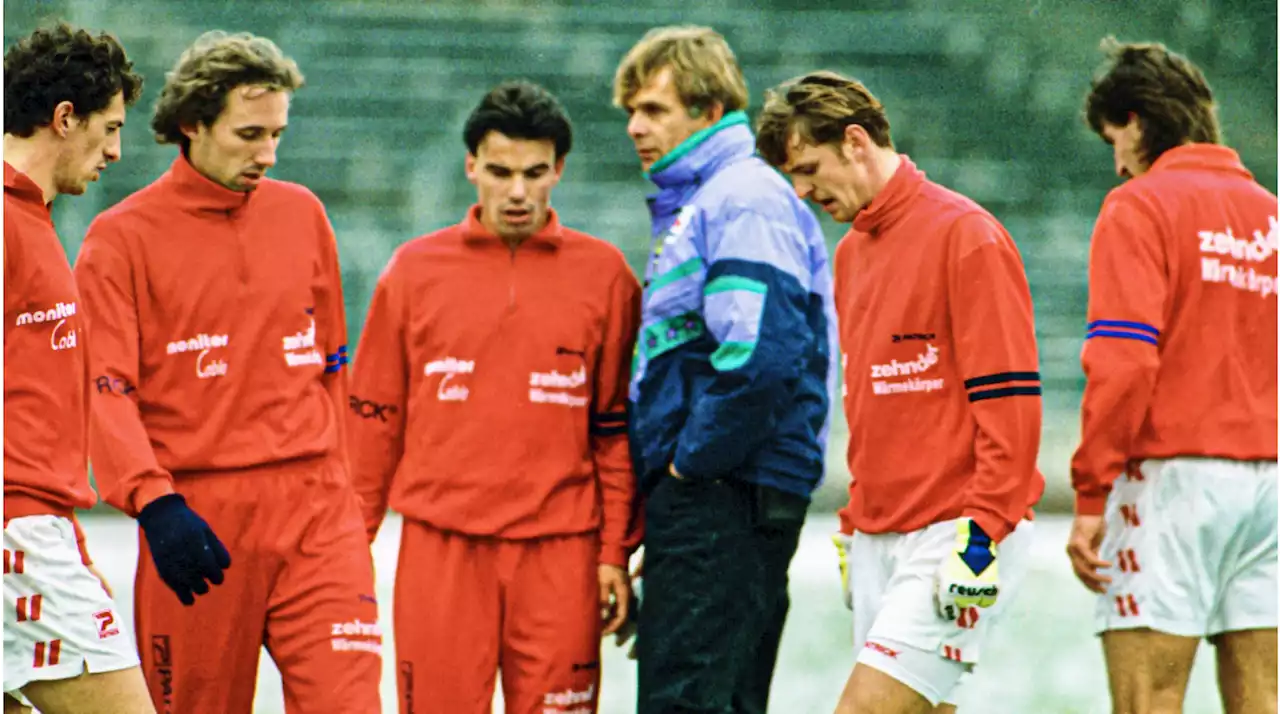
[73,31,381,713]
[756,70,1044,714]
[1066,38,1278,714]
[614,26,837,714]
[2,22,153,714]
[347,80,642,714]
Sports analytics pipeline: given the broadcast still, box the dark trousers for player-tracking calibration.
[636,476,804,714]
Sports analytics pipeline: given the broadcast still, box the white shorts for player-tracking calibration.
[1095,457,1278,638]
[848,518,1034,706]
[3,515,139,703]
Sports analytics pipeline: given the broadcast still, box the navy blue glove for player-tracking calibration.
[137,494,231,606]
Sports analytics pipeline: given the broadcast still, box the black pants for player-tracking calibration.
[636,476,805,714]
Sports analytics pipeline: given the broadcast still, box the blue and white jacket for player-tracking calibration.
[629,111,838,498]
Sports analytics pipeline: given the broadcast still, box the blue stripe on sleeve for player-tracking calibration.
[1085,329,1159,346]
[1086,320,1159,336]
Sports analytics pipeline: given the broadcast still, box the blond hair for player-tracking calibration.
[612,25,748,115]
[151,31,304,147]
[755,70,893,167]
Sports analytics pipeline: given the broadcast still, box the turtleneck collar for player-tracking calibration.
[1147,143,1253,180]
[852,154,925,236]
[461,203,563,249]
[164,152,255,213]
[3,161,52,220]
[645,110,754,191]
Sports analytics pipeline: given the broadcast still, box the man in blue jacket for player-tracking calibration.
[612,25,837,714]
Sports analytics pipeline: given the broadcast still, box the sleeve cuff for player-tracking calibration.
[598,543,628,568]
[129,475,177,518]
[71,514,91,566]
[962,509,1014,544]
[1074,491,1109,516]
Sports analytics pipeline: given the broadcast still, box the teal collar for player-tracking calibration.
[645,110,750,179]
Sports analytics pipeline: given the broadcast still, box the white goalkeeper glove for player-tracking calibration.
[832,532,853,611]
[934,518,999,621]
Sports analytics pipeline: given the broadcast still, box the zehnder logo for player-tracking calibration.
[530,366,588,407]
[282,317,323,367]
[543,684,595,714]
[425,357,475,402]
[1199,216,1278,298]
[15,302,79,352]
[329,618,382,655]
[870,344,945,396]
[166,332,230,379]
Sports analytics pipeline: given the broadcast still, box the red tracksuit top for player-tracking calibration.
[835,157,1044,543]
[1071,144,1278,514]
[347,206,643,566]
[73,155,350,517]
[3,162,98,519]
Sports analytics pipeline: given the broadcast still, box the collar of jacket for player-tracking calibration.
[165,152,255,214]
[460,203,564,250]
[645,110,754,192]
[853,154,925,237]
[3,161,53,222]
[1147,143,1252,180]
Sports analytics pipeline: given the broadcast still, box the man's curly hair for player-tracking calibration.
[151,31,304,149]
[4,22,143,137]
[1084,36,1220,165]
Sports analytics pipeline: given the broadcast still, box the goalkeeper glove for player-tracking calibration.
[934,518,999,621]
[137,494,232,606]
[832,532,853,611]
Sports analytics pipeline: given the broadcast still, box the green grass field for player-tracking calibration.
[77,512,1229,713]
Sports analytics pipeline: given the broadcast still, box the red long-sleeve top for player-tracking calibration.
[1071,144,1278,514]
[4,162,98,519]
[347,206,643,566]
[73,155,351,516]
[835,157,1044,543]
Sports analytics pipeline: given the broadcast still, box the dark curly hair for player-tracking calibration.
[4,22,143,137]
[1084,36,1220,165]
[151,31,304,149]
[463,81,573,160]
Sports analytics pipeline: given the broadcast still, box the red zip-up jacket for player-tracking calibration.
[1071,144,1278,514]
[835,157,1044,543]
[347,206,643,566]
[73,155,350,516]
[4,162,98,520]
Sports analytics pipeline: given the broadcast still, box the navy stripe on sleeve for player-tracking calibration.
[964,371,1041,403]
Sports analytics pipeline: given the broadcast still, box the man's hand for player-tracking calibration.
[598,564,631,636]
[934,519,999,620]
[137,494,232,606]
[832,532,853,611]
[1066,514,1112,594]
[611,553,642,658]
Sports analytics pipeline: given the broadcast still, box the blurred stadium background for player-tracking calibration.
[5,0,1277,711]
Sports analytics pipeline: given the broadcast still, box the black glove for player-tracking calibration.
[137,494,231,606]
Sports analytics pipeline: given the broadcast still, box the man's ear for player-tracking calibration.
[50,101,77,137]
[464,153,478,185]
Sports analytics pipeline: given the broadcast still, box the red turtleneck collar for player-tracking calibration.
[4,161,53,222]
[164,152,255,213]
[461,203,563,249]
[1147,143,1252,180]
[852,154,925,237]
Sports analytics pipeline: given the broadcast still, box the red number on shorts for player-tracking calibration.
[1116,549,1141,573]
[32,639,61,668]
[1114,593,1140,617]
[15,594,43,622]
[4,549,25,575]
[956,607,980,630]
[1119,505,1141,528]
